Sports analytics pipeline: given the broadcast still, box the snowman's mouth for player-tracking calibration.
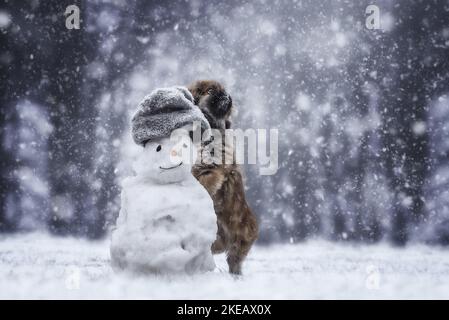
[159,162,183,170]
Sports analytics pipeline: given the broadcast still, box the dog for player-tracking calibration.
[187,79,233,130]
[188,80,258,275]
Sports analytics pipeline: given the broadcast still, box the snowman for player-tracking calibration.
[110,86,217,275]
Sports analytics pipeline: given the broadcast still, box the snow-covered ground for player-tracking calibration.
[1,232,449,299]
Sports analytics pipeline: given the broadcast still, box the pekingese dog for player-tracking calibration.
[188,80,258,275]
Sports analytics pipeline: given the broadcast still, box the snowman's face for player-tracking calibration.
[137,132,197,184]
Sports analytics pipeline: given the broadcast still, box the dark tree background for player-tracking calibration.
[1,0,448,245]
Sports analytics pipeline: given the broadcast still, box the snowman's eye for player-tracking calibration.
[183,143,188,148]
[156,145,162,152]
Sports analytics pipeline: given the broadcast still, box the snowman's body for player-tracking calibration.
[110,132,217,274]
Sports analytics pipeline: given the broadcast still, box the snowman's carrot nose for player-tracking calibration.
[171,149,178,157]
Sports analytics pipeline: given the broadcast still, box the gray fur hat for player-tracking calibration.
[131,86,211,146]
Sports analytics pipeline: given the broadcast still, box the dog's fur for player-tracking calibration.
[188,80,258,275]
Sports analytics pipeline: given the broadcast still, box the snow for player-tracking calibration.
[412,121,426,136]
[1,232,449,299]
[0,11,11,29]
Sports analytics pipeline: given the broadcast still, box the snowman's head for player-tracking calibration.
[134,126,198,184]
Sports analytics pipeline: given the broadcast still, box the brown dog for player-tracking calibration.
[188,80,258,275]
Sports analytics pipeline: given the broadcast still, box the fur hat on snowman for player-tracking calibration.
[132,86,211,147]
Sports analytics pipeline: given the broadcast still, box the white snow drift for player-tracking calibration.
[2,233,449,299]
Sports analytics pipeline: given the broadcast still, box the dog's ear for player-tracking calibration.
[187,82,201,105]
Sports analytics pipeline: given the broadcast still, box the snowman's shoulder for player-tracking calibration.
[120,177,162,200]
[190,179,210,194]
[121,176,155,189]
[121,176,139,188]
[179,179,213,202]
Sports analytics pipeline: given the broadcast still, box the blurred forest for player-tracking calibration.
[0,0,449,245]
